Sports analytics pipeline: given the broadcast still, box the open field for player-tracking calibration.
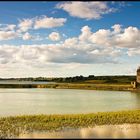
[0,110,140,138]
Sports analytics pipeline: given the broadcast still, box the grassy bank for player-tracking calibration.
[47,83,133,91]
[0,83,133,91]
[1,110,140,138]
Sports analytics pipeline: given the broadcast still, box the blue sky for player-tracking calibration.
[0,1,140,78]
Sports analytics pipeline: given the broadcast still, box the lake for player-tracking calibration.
[0,88,140,116]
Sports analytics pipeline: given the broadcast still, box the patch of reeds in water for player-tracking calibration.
[0,110,140,138]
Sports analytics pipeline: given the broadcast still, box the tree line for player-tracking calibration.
[0,75,136,83]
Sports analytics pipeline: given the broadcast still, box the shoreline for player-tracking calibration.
[0,83,135,92]
[1,110,140,138]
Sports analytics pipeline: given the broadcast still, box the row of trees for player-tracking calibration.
[0,75,95,82]
[51,75,95,83]
[0,75,136,83]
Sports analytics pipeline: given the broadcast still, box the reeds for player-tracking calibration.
[0,110,140,138]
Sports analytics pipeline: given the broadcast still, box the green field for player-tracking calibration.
[1,110,140,138]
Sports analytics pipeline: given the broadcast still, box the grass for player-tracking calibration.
[1,110,140,138]
[0,83,133,91]
[83,80,107,84]
[39,83,133,91]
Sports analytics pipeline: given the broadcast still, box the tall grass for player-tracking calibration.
[0,110,140,138]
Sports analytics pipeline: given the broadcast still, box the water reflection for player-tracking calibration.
[133,93,140,108]
[19,124,140,138]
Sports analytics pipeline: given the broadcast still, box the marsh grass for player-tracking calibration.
[0,83,132,91]
[0,110,140,138]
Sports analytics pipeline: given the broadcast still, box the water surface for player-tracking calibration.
[0,88,140,116]
[0,80,54,85]
[19,124,140,138]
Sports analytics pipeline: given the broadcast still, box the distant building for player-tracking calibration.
[131,67,140,89]
[137,67,140,84]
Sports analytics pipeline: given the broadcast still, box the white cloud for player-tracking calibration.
[0,24,18,40]
[0,24,16,31]
[34,16,67,29]
[90,29,111,47]
[18,19,33,32]
[64,37,78,47]
[127,48,140,56]
[22,32,32,40]
[113,26,140,48]
[56,2,116,20]
[111,24,122,33]
[0,45,19,64]
[0,24,140,77]
[87,25,140,49]
[79,26,92,41]
[6,24,16,31]
[0,41,120,68]
[17,15,67,31]
[48,32,61,41]
[0,31,18,40]
[0,15,67,41]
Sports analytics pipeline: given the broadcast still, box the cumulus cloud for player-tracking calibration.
[0,45,19,64]
[56,2,116,20]
[111,24,122,33]
[0,24,18,40]
[0,24,140,72]
[0,42,120,68]
[18,16,67,31]
[113,26,140,48]
[0,31,18,40]
[48,32,60,41]
[90,29,111,47]
[0,15,67,41]
[34,16,67,29]
[22,32,32,40]
[18,19,33,32]
[79,26,92,41]
[0,24,16,31]
[64,37,78,47]
[87,24,140,49]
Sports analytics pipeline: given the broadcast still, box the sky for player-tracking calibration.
[0,1,140,78]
